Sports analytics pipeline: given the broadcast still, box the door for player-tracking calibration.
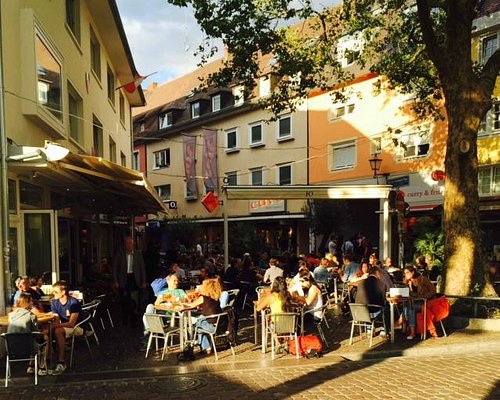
[21,210,59,283]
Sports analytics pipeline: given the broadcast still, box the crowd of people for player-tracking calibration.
[6,232,449,377]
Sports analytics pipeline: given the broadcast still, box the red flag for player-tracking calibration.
[116,72,157,93]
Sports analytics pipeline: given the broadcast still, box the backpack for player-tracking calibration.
[287,334,323,357]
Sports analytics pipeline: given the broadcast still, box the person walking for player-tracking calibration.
[113,236,147,327]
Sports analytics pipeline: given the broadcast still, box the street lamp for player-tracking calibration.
[368,154,388,184]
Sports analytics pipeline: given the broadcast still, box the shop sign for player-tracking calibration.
[249,199,285,213]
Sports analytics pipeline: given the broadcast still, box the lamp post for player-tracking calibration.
[368,154,389,184]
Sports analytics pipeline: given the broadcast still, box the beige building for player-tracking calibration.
[0,0,165,309]
[134,60,310,257]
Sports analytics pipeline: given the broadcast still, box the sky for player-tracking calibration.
[116,0,219,88]
[116,0,340,89]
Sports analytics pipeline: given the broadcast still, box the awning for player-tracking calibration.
[9,151,169,216]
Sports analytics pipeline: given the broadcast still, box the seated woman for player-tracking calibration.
[291,273,323,322]
[256,276,292,315]
[8,293,48,375]
[187,278,223,355]
[401,265,436,339]
[255,276,293,349]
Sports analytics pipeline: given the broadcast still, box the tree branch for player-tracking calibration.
[416,0,446,72]
[479,49,500,96]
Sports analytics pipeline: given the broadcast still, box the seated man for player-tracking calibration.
[355,265,388,336]
[50,280,83,375]
[13,276,44,314]
[141,273,187,347]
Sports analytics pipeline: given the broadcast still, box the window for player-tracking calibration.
[119,92,125,123]
[92,116,103,157]
[329,103,355,121]
[65,0,80,42]
[120,152,126,167]
[370,136,382,155]
[155,184,172,202]
[277,114,292,141]
[400,131,430,159]
[36,35,62,120]
[109,137,116,163]
[154,149,170,169]
[159,112,173,129]
[331,140,355,170]
[8,179,17,214]
[225,171,238,186]
[90,26,101,79]
[337,33,363,67]
[249,121,263,146]
[233,85,244,106]
[68,82,82,144]
[259,76,271,97]
[478,165,500,196]
[250,168,263,185]
[212,94,221,112]
[107,65,115,105]
[481,33,499,64]
[191,102,200,119]
[278,164,292,185]
[132,151,140,171]
[478,102,500,137]
[225,128,238,152]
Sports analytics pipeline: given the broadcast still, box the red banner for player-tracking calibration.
[183,135,198,198]
[202,128,218,192]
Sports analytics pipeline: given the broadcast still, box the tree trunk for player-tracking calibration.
[442,91,496,297]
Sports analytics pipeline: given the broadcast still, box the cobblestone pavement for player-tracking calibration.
[1,299,499,399]
[1,352,499,400]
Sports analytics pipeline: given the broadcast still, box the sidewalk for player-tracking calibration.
[2,300,500,387]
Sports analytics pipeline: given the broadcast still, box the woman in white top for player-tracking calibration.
[290,269,323,320]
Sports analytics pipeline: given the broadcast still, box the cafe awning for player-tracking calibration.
[8,149,169,216]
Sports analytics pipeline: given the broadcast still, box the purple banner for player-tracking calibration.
[202,128,218,192]
[183,135,198,198]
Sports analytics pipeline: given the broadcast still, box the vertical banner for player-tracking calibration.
[183,135,198,198]
[202,128,218,192]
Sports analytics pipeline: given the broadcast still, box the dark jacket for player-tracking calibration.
[355,275,386,313]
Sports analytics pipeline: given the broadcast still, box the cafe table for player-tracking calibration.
[154,302,193,351]
[386,296,427,343]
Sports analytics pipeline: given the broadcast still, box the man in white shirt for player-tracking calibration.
[262,258,283,285]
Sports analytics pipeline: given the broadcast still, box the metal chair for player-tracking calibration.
[239,281,255,310]
[305,304,330,347]
[144,313,180,361]
[81,299,101,345]
[348,303,387,347]
[94,293,115,330]
[266,312,300,360]
[2,332,45,387]
[193,311,235,361]
[225,289,240,308]
[68,310,93,367]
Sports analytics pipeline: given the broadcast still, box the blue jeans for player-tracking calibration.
[403,301,423,327]
[195,317,216,351]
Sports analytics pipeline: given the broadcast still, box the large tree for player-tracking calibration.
[168,0,500,296]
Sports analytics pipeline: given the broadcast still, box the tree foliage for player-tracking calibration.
[168,0,500,296]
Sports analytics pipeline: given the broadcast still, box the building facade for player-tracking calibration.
[133,61,310,259]
[0,0,165,310]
